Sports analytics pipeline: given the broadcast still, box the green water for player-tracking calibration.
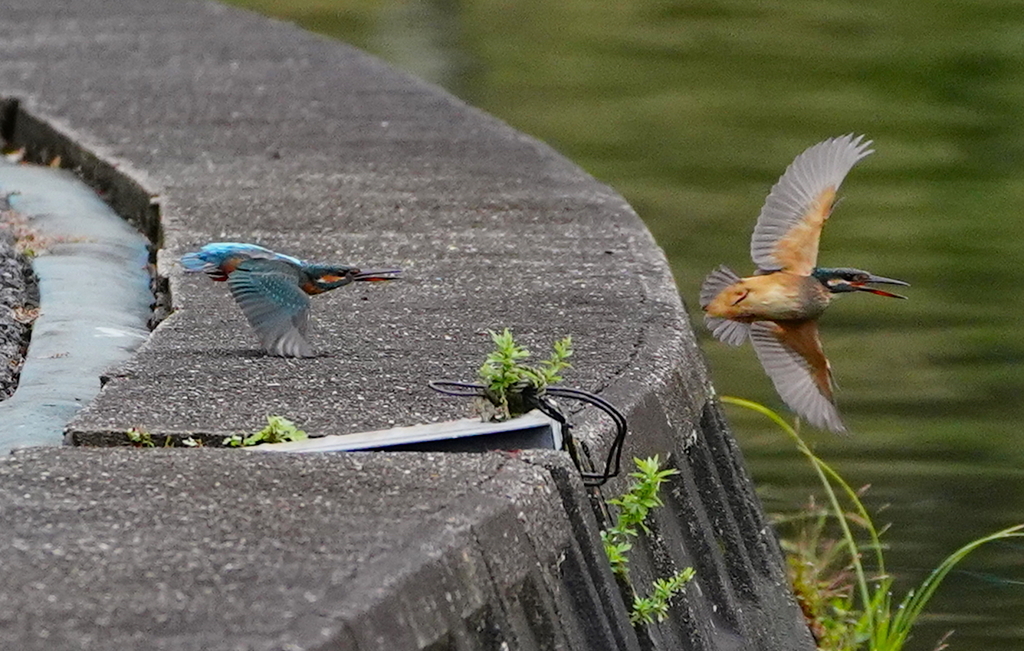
[226,1,1024,647]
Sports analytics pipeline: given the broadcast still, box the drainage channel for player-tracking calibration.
[0,159,152,452]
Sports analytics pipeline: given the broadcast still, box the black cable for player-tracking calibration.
[427,380,627,486]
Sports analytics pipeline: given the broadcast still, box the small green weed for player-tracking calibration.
[126,427,154,448]
[126,428,192,447]
[722,396,1024,651]
[630,569,696,625]
[223,415,308,447]
[477,328,572,420]
[601,455,695,625]
[601,456,679,577]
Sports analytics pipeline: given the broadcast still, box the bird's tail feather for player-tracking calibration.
[705,316,750,346]
[180,252,208,272]
[700,266,750,346]
[700,265,739,308]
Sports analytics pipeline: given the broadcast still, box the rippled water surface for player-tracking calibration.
[228,1,1024,647]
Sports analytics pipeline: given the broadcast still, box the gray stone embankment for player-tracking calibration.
[0,1,815,649]
[0,161,151,450]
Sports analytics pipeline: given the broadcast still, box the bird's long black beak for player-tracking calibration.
[852,274,909,299]
[352,268,401,282]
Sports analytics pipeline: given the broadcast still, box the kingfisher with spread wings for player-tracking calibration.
[700,135,908,433]
[182,243,399,358]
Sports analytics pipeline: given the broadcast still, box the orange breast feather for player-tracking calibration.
[704,273,813,322]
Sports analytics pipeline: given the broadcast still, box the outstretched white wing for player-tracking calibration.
[750,134,873,275]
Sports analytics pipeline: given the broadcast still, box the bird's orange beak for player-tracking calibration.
[352,268,401,282]
[851,274,909,299]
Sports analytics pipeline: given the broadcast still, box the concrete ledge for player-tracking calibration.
[0,101,163,246]
[0,448,636,651]
[0,1,814,649]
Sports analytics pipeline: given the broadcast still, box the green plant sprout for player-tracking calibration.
[630,569,696,625]
[601,455,695,626]
[125,427,175,447]
[126,427,154,448]
[477,328,572,420]
[223,415,308,447]
[722,396,1024,651]
[601,456,678,577]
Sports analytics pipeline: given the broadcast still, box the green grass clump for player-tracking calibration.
[223,415,308,447]
[776,498,863,647]
[477,328,572,420]
[723,396,1024,651]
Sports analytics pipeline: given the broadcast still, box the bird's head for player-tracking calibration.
[812,267,909,298]
[304,264,401,294]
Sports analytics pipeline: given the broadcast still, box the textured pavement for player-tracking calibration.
[0,447,630,651]
[4,0,680,441]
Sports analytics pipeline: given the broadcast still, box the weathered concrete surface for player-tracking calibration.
[0,161,152,450]
[0,448,635,651]
[2,0,676,441]
[0,1,815,650]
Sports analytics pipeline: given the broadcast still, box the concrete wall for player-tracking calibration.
[0,2,814,649]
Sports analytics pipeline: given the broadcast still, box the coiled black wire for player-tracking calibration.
[428,380,627,487]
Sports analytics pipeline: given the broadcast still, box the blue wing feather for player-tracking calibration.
[226,258,313,358]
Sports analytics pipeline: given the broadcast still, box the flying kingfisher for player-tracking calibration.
[700,135,908,433]
[181,242,399,358]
